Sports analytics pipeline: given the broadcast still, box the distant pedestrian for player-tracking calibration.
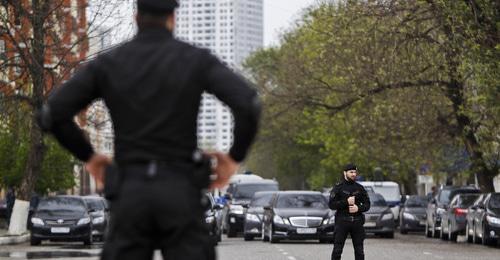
[426,186,436,201]
[6,187,15,225]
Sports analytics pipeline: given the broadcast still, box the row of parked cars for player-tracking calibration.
[29,195,110,246]
[397,186,500,247]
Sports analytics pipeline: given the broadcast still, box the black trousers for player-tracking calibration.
[101,165,214,260]
[331,218,365,260]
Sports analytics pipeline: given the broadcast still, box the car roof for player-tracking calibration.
[277,191,322,195]
[359,181,399,187]
[233,179,278,185]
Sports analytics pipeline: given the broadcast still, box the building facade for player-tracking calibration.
[175,0,263,152]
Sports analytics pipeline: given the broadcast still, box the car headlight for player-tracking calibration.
[229,205,244,215]
[205,216,215,224]
[246,214,260,222]
[31,217,44,226]
[486,216,500,225]
[436,208,446,215]
[273,215,290,225]
[381,213,394,221]
[403,212,416,221]
[323,216,335,225]
[77,217,91,225]
[92,216,105,224]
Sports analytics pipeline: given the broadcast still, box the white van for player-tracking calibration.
[359,181,402,221]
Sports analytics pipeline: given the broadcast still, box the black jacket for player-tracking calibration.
[43,27,261,164]
[329,179,371,218]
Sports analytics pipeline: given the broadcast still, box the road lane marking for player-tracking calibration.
[287,257,296,260]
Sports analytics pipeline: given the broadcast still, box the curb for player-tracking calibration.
[0,233,30,245]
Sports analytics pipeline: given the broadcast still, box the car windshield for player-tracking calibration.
[276,194,327,209]
[369,194,387,207]
[84,198,104,211]
[37,197,86,213]
[489,194,500,209]
[234,184,278,199]
[250,193,274,207]
[458,195,480,208]
[371,186,400,201]
[405,196,427,207]
[438,189,452,204]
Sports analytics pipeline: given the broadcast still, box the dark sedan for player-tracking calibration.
[440,193,480,242]
[30,196,93,246]
[472,192,500,246]
[262,191,334,243]
[243,191,277,241]
[363,193,395,238]
[204,193,223,245]
[399,195,427,234]
[83,196,109,241]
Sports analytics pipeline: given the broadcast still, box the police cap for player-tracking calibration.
[137,0,179,14]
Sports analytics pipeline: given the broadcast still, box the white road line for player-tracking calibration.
[282,251,288,255]
[287,256,297,260]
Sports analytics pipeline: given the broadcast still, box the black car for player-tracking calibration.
[364,193,395,238]
[465,193,487,243]
[399,195,427,234]
[262,191,334,243]
[440,193,480,242]
[222,180,279,237]
[83,196,109,241]
[30,196,93,245]
[204,193,223,245]
[470,192,500,246]
[425,186,480,238]
[243,191,277,241]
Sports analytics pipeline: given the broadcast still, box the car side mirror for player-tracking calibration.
[263,206,271,211]
[242,204,249,209]
[88,209,96,213]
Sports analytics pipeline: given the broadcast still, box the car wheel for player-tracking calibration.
[482,223,493,246]
[448,223,457,242]
[382,232,394,239]
[440,223,448,241]
[425,222,432,238]
[30,236,41,246]
[227,224,237,238]
[269,225,279,244]
[431,221,439,238]
[244,234,254,241]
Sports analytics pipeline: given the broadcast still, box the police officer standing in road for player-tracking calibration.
[329,163,370,260]
[38,0,261,259]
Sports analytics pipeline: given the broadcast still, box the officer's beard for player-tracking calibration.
[344,174,356,182]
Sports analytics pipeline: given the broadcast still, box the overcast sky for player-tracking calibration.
[263,0,319,47]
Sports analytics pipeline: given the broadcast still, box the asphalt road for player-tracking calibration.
[0,233,499,260]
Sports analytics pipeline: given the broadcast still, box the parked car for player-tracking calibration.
[222,180,279,237]
[0,199,6,224]
[30,196,93,246]
[262,191,334,243]
[440,193,480,242]
[399,195,427,234]
[203,193,223,245]
[360,181,401,222]
[243,191,277,241]
[425,186,480,238]
[364,192,395,238]
[83,196,109,241]
[465,194,487,243]
[470,192,500,246]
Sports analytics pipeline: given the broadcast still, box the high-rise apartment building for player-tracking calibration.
[175,0,263,152]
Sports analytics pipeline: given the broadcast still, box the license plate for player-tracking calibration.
[297,228,317,234]
[364,222,376,227]
[51,227,70,233]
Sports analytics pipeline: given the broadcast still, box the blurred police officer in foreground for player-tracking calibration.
[38,0,261,259]
[329,164,371,260]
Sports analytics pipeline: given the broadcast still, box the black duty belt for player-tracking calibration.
[337,215,364,222]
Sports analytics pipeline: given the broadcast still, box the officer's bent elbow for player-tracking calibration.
[36,104,53,131]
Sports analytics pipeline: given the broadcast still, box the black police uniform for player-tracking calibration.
[38,1,261,259]
[329,173,370,260]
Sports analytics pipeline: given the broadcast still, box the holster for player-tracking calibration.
[104,163,122,201]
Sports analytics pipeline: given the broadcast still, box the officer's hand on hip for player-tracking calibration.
[349,204,359,214]
[85,154,112,191]
[206,152,239,190]
[348,196,355,206]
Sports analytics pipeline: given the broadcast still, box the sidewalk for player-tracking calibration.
[0,227,30,246]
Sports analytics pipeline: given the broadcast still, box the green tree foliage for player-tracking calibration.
[245,0,499,192]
